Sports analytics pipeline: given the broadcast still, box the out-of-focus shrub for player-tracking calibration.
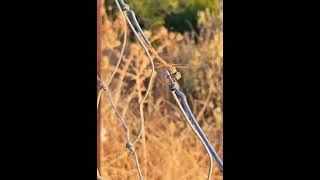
[105,0,222,32]
[100,2,223,179]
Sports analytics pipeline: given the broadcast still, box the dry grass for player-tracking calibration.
[99,4,223,180]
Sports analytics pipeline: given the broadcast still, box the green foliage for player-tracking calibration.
[165,6,198,33]
[106,0,222,32]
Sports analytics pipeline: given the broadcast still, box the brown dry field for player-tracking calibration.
[99,4,223,179]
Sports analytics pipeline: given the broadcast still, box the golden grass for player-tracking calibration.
[99,6,222,180]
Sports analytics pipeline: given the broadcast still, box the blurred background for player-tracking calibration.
[99,0,222,179]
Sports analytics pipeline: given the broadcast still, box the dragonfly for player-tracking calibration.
[143,45,202,81]
[153,63,194,69]
[136,33,200,81]
[146,62,201,81]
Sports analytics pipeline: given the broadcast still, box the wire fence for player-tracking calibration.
[98,0,223,179]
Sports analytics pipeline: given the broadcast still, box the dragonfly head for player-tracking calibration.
[173,71,181,80]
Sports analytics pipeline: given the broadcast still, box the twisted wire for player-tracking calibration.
[97,0,147,178]
[114,0,156,147]
[100,1,224,180]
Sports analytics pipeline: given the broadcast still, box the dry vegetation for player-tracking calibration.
[99,4,222,180]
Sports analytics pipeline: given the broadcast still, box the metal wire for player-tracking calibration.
[97,75,144,180]
[126,9,179,77]
[97,1,148,178]
[114,0,156,147]
[171,90,213,180]
[132,150,144,180]
[134,2,224,172]
[174,87,224,171]
[103,1,224,179]
[97,169,104,180]
[116,0,223,178]
[97,76,105,180]
[97,89,103,109]
[97,75,107,109]
[116,0,221,179]
[141,29,215,179]
[106,4,127,87]
[97,0,157,179]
